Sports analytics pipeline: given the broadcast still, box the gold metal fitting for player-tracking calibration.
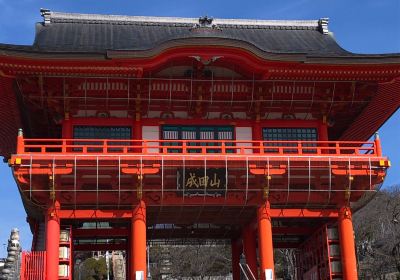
[49,175,55,200]
[263,175,271,200]
[344,187,351,201]
[136,174,143,199]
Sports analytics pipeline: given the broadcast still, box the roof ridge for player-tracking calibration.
[39,9,329,33]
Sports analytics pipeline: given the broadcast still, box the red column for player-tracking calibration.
[231,239,242,280]
[252,120,262,154]
[252,120,262,141]
[258,201,274,280]
[134,118,142,140]
[318,121,329,141]
[134,116,142,153]
[131,200,147,280]
[46,201,60,280]
[338,206,358,280]
[61,113,72,139]
[242,225,258,278]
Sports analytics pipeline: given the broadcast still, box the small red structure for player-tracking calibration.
[1,9,399,279]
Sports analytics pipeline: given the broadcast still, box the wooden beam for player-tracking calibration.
[59,208,339,219]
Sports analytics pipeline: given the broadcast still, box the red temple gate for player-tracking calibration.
[0,9,399,280]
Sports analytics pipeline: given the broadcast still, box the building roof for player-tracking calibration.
[30,10,345,55]
[0,9,398,64]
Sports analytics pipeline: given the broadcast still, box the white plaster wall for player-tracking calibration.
[235,127,253,154]
[142,126,159,153]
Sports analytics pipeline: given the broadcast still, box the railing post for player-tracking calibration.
[16,128,24,154]
[142,140,147,154]
[183,141,187,154]
[374,132,382,157]
[103,140,107,153]
[61,139,66,153]
[297,142,302,155]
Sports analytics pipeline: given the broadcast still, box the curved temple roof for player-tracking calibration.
[0,9,398,64]
[32,10,340,55]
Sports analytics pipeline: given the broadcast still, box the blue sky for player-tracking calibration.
[0,0,399,256]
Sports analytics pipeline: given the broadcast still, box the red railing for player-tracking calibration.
[16,137,381,157]
[20,251,46,280]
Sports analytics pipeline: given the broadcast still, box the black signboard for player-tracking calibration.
[177,168,226,197]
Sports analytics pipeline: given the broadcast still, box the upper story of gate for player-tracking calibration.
[1,10,399,211]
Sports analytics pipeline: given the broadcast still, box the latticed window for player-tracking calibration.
[162,125,234,153]
[262,128,317,141]
[262,127,318,153]
[73,126,132,152]
[73,126,131,139]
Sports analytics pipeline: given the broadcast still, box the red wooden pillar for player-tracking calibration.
[134,120,142,139]
[131,200,147,280]
[46,200,60,280]
[338,206,358,280]
[252,120,262,141]
[62,113,72,139]
[252,120,262,154]
[231,239,242,280]
[318,121,329,141]
[242,225,258,278]
[134,113,142,153]
[258,201,274,280]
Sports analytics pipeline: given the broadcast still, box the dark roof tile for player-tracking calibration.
[31,10,349,55]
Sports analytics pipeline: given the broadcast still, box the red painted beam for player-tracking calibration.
[71,227,312,239]
[269,208,339,218]
[73,241,299,250]
[272,227,316,235]
[74,243,127,251]
[73,228,129,238]
[59,209,132,219]
[59,208,339,219]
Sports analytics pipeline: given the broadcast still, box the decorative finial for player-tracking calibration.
[18,128,23,137]
[374,132,380,140]
[199,16,213,27]
[40,8,51,25]
[318,18,329,34]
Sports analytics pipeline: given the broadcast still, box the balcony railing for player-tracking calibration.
[16,137,382,157]
[11,133,388,208]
